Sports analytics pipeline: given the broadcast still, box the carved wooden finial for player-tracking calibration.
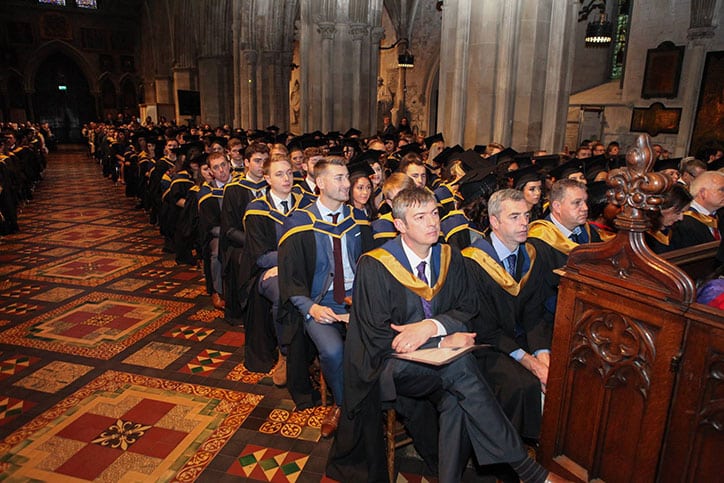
[607,134,673,232]
[565,133,694,303]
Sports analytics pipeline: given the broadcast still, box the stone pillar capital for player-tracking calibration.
[349,23,369,41]
[370,26,385,44]
[317,22,337,40]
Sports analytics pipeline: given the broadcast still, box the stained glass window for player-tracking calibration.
[39,0,66,5]
[76,0,98,8]
[610,0,631,80]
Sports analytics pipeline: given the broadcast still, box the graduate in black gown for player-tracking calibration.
[462,189,550,443]
[644,184,692,254]
[528,179,601,327]
[219,142,270,325]
[277,158,373,420]
[328,187,563,483]
[240,156,314,375]
[669,170,723,253]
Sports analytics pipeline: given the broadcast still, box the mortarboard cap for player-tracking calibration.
[584,154,609,183]
[396,143,423,157]
[489,147,518,165]
[449,149,485,172]
[327,145,345,157]
[654,157,681,173]
[172,141,205,156]
[209,136,228,148]
[424,132,444,148]
[344,128,362,138]
[586,180,611,206]
[351,149,385,166]
[347,160,375,177]
[509,164,543,189]
[532,154,561,173]
[549,158,584,181]
[458,168,497,203]
[266,125,280,133]
[513,152,534,169]
[708,157,724,171]
[287,139,304,152]
[473,145,487,154]
[433,144,464,166]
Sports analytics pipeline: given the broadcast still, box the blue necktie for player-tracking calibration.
[570,227,582,243]
[504,253,517,279]
[416,261,433,319]
[280,200,289,214]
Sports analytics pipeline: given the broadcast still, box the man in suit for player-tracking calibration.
[295,146,325,197]
[462,189,549,443]
[278,157,373,433]
[198,151,232,310]
[328,187,565,483]
[528,178,601,326]
[670,170,723,250]
[240,155,314,382]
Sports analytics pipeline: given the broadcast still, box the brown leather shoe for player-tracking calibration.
[320,405,341,438]
[211,293,225,310]
[271,354,287,387]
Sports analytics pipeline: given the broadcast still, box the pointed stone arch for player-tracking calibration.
[24,40,99,95]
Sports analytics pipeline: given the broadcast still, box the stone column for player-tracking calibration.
[198,56,232,127]
[239,50,258,129]
[299,0,383,135]
[438,0,576,151]
[350,23,368,126]
[318,22,336,132]
[677,0,718,155]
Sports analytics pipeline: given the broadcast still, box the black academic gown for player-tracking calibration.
[527,217,601,325]
[277,205,373,409]
[669,207,720,250]
[147,156,174,225]
[462,238,548,440]
[219,177,268,323]
[645,229,675,254]
[239,192,309,372]
[328,238,525,482]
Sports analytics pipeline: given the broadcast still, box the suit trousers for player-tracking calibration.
[390,354,526,483]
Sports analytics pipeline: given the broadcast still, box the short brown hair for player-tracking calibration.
[397,153,424,174]
[313,156,347,179]
[549,178,586,203]
[262,156,292,176]
[245,141,270,159]
[206,151,227,168]
[382,172,415,200]
[392,187,436,220]
[303,146,325,160]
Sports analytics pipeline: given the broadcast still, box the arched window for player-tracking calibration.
[610,0,632,80]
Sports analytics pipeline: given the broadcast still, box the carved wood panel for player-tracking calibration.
[540,282,685,482]
[659,313,724,482]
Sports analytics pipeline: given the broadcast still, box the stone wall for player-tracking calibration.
[569,0,723,156]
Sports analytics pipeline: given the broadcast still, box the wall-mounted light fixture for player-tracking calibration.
[380,38,414,69]
[579,0,613,47]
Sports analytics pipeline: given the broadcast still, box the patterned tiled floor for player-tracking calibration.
[0,146,492,482]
